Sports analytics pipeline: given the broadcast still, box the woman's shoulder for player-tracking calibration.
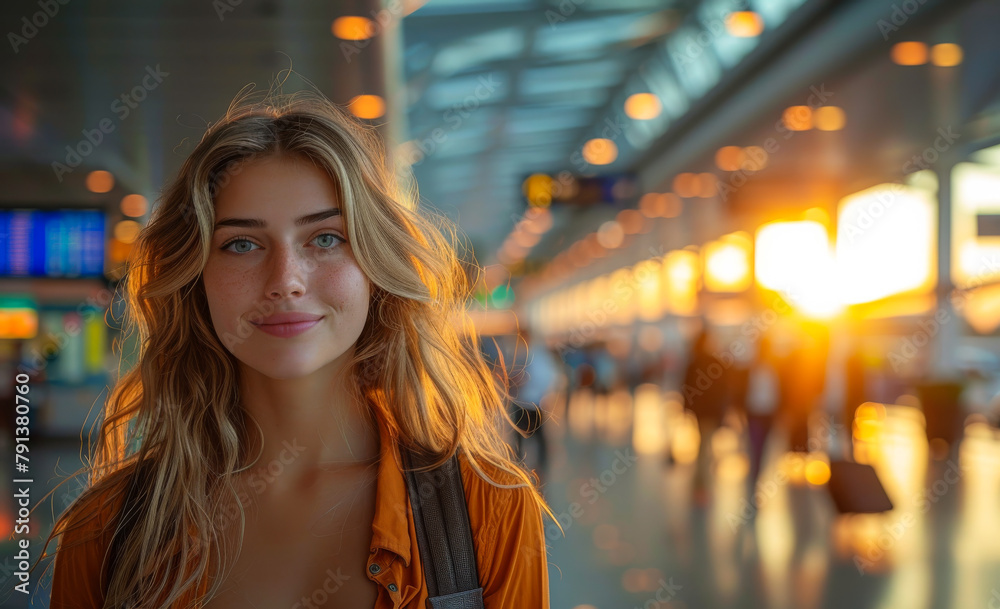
[457,450,537,502]
[57,461,153,559]
[454,451,551,603]
[50,469,135,605]
[56,465,141,563]
[60,471,131,542]
[455,451,546,547]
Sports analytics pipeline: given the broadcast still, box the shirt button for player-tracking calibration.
[388,583,398,593]
[369,563,381,574]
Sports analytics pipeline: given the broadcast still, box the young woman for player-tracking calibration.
[40,90,552,608]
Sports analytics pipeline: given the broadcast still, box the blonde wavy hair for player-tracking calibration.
[36,87,552,608]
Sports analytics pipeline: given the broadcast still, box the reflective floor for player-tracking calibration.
[539,387,1000,609]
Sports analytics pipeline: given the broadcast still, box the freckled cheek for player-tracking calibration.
[318,262,370,311]
[203,264,255,325]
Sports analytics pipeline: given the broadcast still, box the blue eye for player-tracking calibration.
[313,233,344,249]
[219,233,343,254]
[221,238,260,253]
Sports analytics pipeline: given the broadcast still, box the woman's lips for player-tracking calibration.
[251,317,323,338]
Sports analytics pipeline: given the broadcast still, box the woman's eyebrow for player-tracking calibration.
[214,208,341,230]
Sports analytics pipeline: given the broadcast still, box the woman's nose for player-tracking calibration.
[264,244,310,299]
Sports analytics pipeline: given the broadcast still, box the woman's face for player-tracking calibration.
[202,153,370,380]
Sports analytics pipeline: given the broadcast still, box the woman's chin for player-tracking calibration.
[236,348,352,381]
[238,358,324,381]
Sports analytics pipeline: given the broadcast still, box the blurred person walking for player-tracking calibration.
[784,323,829,452]
[682,327,729,505]
[743,335,782,496]
[592,340,619,397]
[510,327,559,473]
[560,343,590,421]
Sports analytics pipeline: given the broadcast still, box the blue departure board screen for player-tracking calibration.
[0,209,106,278]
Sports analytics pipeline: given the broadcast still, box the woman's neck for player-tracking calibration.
[235,360,381,492]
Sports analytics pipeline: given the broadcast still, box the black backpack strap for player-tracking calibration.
[401,449,484,609]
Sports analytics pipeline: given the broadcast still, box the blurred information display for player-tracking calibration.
[522,173,637,208]
[0,209,106,278]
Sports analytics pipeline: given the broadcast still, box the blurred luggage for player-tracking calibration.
[826,460,893,513]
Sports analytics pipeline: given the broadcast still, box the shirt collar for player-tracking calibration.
[369,416,413,567]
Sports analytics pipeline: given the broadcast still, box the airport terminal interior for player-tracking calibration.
[2,0,1000,607]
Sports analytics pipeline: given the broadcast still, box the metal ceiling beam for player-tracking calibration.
[634,0,970,191]
[421,50,642,82]
[406,7,670,27]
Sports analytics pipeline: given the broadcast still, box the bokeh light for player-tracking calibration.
[715,146,747,171]
[624,92,662,120]
[348,94,385,119]
[892,41,928,65]
[332,16,375,41]
[783,105,812,131]
[120,194,147,217]
[86,170,114,193]
[814,106,846,131]
[725,11,764,37]
[931,43,963,66]
[582,138,618,165]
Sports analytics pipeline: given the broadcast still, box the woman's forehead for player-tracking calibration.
[213,154,341,219]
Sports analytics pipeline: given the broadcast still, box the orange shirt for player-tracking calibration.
[50,421,551,608]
